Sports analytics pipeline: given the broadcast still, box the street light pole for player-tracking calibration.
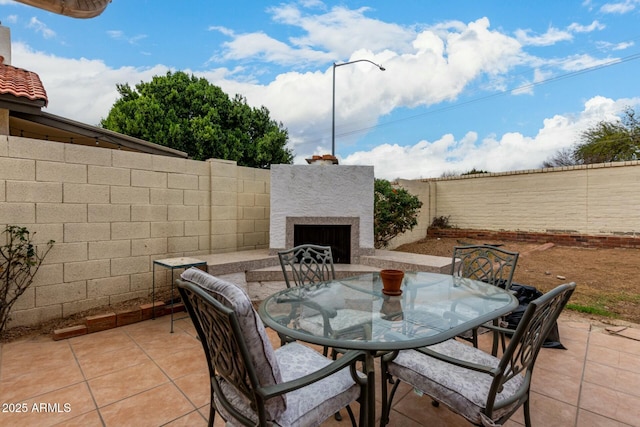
[332,59,385,156]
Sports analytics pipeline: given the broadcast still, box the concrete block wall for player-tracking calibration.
[0,137,269,327]
[387,161,640,248]
[236,165,270,251]
[209,159,270,253]
[3,131,640,326]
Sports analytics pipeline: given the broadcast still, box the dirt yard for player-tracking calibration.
[396,237,640,325]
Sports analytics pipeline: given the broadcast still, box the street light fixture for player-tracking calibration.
[332,59,385,157]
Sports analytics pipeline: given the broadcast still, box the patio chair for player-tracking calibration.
[380,282,576,427]
[277,244,378,356]
[277,244,336,351]
[278,244,336,289]
[450,244,520,355]
[177,267,369,427]
[277,244,378,422]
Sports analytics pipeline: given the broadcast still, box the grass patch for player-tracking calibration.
[566,303,616,318]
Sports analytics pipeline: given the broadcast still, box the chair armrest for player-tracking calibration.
[258,350,367,399]
[480,322,514,335]
[414,346,498,376]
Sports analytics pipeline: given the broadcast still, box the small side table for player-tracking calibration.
[153,257,207,332]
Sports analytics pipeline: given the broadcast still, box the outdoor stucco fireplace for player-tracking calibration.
[270,164,375,264]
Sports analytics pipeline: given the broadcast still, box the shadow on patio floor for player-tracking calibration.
[1,313,639,426]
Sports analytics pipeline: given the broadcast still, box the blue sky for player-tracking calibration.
[1,0,640,179]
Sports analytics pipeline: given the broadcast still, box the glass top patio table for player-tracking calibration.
[259,271,519,352]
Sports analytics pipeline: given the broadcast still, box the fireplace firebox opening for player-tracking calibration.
[294,224,351,264]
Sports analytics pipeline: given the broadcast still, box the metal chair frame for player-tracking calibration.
[178,278,369,427]
[451,244,520,355]
[380,282,576,427]
[278,244,336,289]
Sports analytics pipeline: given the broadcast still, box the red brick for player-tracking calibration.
[52,325,87,341]
[141,301,165,320]
[116,308,142,327]
[167,302,185,314]
[427,227,640,249]
[86,312,116,333]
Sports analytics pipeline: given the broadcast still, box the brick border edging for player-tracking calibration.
[52,301,185,341]
[427,228,640,249]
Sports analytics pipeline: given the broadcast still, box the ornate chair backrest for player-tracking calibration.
[178,268,285,426]
[278,244,336,288]
[485,282,576,417]
[451,245,519,290]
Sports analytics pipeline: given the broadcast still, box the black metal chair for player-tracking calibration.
[278,244,336,289]
[450,244,520,355]
[380,282,576,427]
[277,244,375,423]
[177,267,369,427]
[277,245,377,353]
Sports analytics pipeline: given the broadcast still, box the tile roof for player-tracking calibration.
[0,60,48,106]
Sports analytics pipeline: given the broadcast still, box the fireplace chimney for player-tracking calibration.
[0,24,11,65]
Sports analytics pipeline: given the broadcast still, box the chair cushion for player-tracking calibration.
[298,308,378,338]
[180,267,286,419]
[217,342,361,427]
[299,286,345,318]
[387,339,524,425]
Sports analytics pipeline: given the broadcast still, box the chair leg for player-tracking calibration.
[208,403,215,427]
[523,398,532,427]
[345,405,357,427]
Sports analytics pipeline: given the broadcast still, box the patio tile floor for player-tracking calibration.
[1,314,638,427]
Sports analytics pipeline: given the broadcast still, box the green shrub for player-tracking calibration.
[374,179,423,248]
[430,215,452,228]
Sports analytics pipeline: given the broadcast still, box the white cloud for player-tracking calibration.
[600,0,639,14]
[215,31,332,65]
[596,40,634,51]
[27,16,55,39]
[12,42,170,125]
[8,2,634,183]
[515,20,604,47]
[203,15,529,159]
[107,30,147,45]
[515,27,573,46]
[342,96,640,180]
[568,20,605,32]
[556,53,618,71]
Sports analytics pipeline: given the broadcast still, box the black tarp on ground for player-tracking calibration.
[505,283,566,349]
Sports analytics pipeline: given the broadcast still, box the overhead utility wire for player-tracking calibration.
[333,51,640,140]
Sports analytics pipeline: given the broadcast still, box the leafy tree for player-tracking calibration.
[541,146,580,168]
[461,168,489,175]
[374,179,423,249]
[542,107,640,167]
[101,71,293,167]
[574,107,640,164]
[440,168,489,178]
[1,226,54,335]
